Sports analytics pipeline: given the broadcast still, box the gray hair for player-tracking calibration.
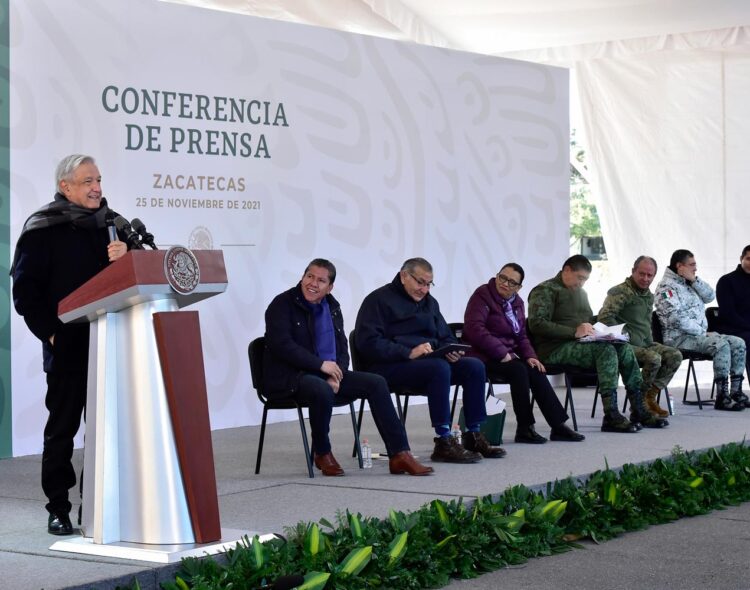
[632,255,658,273]
[400,257,433,274]
[55,154,95,190]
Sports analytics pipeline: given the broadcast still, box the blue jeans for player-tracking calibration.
[295,371,409,456]
[369,357,487,433]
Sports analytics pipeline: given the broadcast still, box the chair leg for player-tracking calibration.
[349,402,363,468]
[402,396,410,423]
[255,407,269,475]
[450,384,460,424]
[564,374,578,431]
[591,388,600,418]
[660,386,673,415]
[621,395,629,414]
[352,399,366,458]
[690,360,704,409]
[297,407,314,478]
[395,395,404,423]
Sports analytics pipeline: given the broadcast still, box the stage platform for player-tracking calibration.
[1,384,749,590]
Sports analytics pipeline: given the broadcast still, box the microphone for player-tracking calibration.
[130,217,158,250]
[258,575,304,590]
[113,215,145,250]
[105,211,118,242]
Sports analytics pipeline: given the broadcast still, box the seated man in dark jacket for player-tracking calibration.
[354,257,505,463]
[716,245,750,383]
[263,258,432,477]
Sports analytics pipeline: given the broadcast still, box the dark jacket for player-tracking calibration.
[12,214,113,373]
[716,265,750,334]
[263,283,349,397]
[462,278,537,362]
[353,273,455,367]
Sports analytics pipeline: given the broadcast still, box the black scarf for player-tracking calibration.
[10,193,114,275]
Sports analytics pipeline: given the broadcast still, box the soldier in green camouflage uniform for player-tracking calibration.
[528,255,668,432]
[598,256,682,417]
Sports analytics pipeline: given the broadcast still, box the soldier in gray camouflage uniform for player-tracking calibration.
[599,256,682,417]
[528,255,668,433]
[654,249,747,411]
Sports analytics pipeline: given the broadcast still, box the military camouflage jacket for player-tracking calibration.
[598,276,654,347]
[527,272,594,360]
[654,267,714,345]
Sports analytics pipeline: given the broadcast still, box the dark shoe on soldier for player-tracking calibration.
[463,431,506,458]
[48,512,74,536]
[715,395,744,411]
[514,425,547,444]
[549,423,585,442]
[630,410,669,428]
[389,451,434,475]
[731,392,750,409]
[431,436,483,463]
[601,413,639,433]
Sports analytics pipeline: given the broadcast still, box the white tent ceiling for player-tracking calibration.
[164,0,750,57]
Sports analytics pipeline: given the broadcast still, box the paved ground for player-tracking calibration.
[1,383,749,590]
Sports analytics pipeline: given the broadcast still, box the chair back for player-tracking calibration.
[706,306,720,332]
[651,311,664,344]
[248,336,267,401]
[448,322,464,341]
[349,330,367,371]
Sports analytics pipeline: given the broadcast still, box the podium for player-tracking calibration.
[49,249,253,562]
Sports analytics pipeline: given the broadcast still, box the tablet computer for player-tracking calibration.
[420,343,471,359]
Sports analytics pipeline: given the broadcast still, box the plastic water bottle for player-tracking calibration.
[451,424,462,446]
[361,439,372,468]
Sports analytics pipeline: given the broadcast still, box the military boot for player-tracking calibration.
[714,378,743,411]
[730,375,750,408]
[644,384,669,417]
[628,389,669,428]
[600,390,638,433]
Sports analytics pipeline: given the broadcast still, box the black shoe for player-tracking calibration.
[630,412,669,428]
[514,425,547,444]
[463,431,507,458]
[601,413,639,433]
[549,423,585,442]
[48,512,74,536]
[716,395,744,411]
[431,436,482,463]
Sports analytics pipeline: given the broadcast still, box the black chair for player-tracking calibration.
[248,337,362,478]
[652,311,715,409]
[707,306,750,379]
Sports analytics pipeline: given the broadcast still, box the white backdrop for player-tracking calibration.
[9,0,569,456]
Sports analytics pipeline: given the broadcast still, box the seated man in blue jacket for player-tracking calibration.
[354,257,505,463]
[263,258,432,477]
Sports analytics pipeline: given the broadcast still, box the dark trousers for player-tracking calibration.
[43,371,87,516]
[485,358,567,430]
[725,330,750,378]
[295,371,409,456]
[370,357,487,432]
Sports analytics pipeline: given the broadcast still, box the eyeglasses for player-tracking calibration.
[496,273,521,289]
[408,272,435,288]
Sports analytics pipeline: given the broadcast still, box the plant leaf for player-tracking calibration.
[297,571,331,590]
[339,546,373,576]
[387,531,408,565]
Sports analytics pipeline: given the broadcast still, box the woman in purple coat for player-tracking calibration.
[463,263,584,443]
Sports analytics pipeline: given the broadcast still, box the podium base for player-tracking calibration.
[49,528,274,563]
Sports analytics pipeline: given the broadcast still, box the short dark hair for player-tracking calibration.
[499,262,525,284]
[742,245,750,258]
[304,258,336,284]
[668,249,693,272]
[632,255,658,273]
[401,257,433,274]
[562,255,592,273]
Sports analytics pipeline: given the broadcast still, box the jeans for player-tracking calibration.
[370,356,487,433]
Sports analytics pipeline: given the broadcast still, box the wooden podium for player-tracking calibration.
[51,249,236,561]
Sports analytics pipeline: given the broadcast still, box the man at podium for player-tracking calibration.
[11,154,128,535]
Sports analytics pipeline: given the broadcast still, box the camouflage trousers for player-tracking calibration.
[671,332,746,379]
[631,343,683,391]
[545,341,642,392]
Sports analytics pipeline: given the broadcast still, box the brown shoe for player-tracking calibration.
[313,452,344,476]
[431,436,482,463]
[645,385,669,417]
[389,451,434,475]
[462,431,506,458]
